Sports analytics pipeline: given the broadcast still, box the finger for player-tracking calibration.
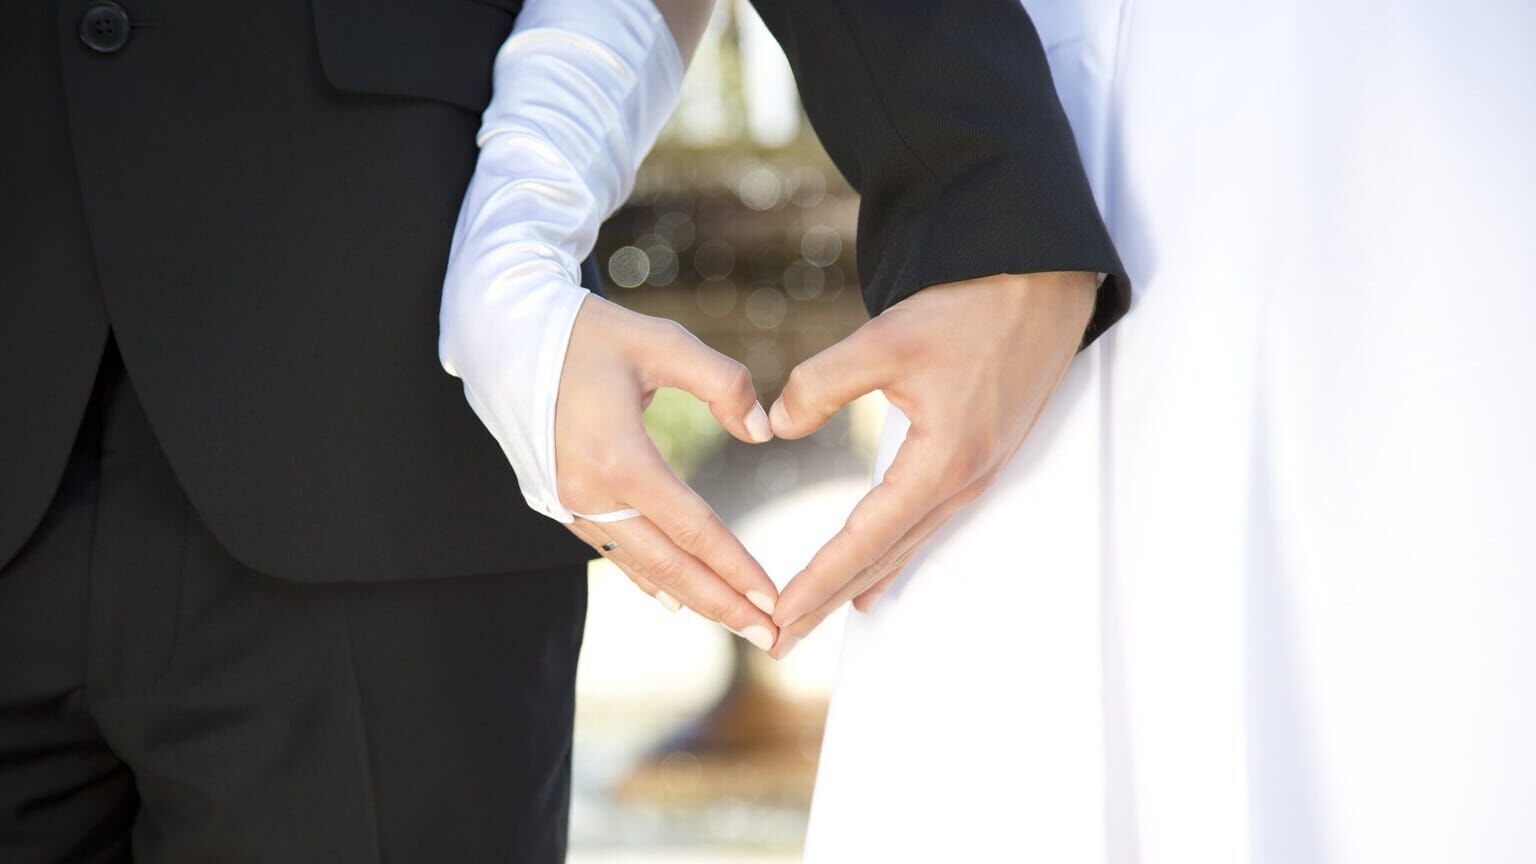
[602,515,777,651]
[643,320,772,444]
[773,513,928,659]
[852,567,902,613]
[850,482,980,612]
[612,557,684,613]
[617,443,779,617]
[849,535,929,614]
[769,321,896,440]
[846,533,928,615]
[781,472,990,655]
[767,537,918,659]
[772,434,951,628]
[774,489,969,659]
[569,520,681,612]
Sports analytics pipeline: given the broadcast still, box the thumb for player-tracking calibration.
[770,321,894,440]
[644,320,772,444]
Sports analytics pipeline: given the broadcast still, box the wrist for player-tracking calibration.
[954,271,1098,349]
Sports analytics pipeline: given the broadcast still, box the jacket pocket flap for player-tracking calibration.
[311,0,516,113]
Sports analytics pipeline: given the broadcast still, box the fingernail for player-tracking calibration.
[775,634,803,659]
[730,623,775,652]
[655,591,681,613]
[743,402,773,443]
[768,398,790,432]
[746,589,776,616]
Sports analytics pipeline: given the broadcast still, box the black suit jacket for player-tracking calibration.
[0,0,1125,582]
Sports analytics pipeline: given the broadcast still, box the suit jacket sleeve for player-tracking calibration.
[745,0,1129,345]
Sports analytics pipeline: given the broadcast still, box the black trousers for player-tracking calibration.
[0,343,587,862]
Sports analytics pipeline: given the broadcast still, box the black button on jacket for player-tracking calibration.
[78,2,130,53]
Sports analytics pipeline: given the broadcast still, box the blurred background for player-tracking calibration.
[568,1,886,861]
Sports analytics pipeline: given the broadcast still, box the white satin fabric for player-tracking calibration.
[807,2,1536,862]
[438,0,681,523]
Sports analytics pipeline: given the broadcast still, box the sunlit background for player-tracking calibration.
[568,2,887,861]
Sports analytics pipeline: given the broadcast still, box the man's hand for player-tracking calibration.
[766,272,1097,658]
[556,295,780,652]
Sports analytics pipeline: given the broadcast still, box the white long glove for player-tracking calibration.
[438,0,684,523]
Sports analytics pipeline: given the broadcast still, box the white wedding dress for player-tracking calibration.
[805,2,1536,862]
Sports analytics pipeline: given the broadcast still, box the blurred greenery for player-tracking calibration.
[642,387,727,479]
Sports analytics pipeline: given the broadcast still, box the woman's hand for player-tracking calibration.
[556,295,780,652]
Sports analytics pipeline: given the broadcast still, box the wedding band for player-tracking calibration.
[600,541,618,552]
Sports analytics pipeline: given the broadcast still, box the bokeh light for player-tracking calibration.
[608,245,650,288]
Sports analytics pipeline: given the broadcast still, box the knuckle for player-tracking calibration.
[943,450,985,490]
[867,542,913,581]
[657,318,693,346]
[644,554,687,586]
[860,314,909,358]
[859,313,895,345]
[870,547,902,575]
[855,566,888,595]
[838,521,878,559]
[589,450,629,488]
[557,459,608,506]
[556,478,589,510]
[785,363,825,410]
[702,598,736,624]
[634,316,688,355]
[962,469,1001,501]
[670,523,706,553]
[719,361,754,401]
[595,437,656,490]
